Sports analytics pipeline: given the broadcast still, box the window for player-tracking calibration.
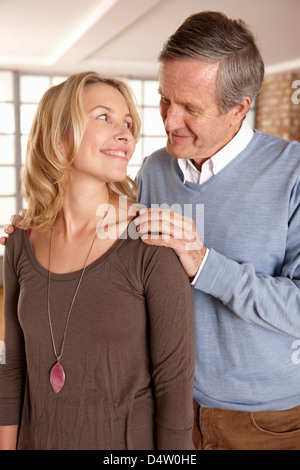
[127,79,167,179]
[0,71,17,258]
[0,72,68,257]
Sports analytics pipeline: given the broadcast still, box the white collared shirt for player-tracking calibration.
[177,120,254,284]
[178,119,254,185]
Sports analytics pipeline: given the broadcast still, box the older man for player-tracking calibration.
[134,11,300,450]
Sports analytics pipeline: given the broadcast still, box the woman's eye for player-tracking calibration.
[125,121,132,129]
[98,114,108,121]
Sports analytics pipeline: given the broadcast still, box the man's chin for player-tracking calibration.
[166,141,189,159]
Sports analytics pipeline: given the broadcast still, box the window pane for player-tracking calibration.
[21,197,28,210]
[0,104,15,134]
[129,140,142,166]
[143,108,165,136]
[0,240,4,256]
[127,165,141,180]
[21,104,38,134]
[0,135,15,163]
[51,76,67,86]
[143,137,167,157]
[20,75,50,103]
[128,80,142,105]
[0,71,13,102]
[246,109,255,128]
[0,197,16,226]
[144,80,159,106]
[21,135,28,164]
[0,167,16,195]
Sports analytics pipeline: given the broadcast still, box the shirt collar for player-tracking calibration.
[178,120,254,184]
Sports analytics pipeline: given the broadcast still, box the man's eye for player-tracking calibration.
[160,96,170,105]
[186,106,198,114]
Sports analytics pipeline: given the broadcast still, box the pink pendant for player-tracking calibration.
[50,362,65,393]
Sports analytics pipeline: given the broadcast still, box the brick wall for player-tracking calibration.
[255,71,300,142]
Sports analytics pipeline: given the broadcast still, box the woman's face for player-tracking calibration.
[71,83,136,184]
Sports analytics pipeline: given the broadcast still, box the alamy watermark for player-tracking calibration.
[291,340,300,364]
[291,80,300,104]
[95,197,204,250]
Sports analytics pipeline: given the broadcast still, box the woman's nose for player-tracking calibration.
[114,124,133,141]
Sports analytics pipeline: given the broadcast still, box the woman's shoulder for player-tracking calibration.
[4,228,29,274]
[117,221,189,277]
[5,227,30,262]
[5,227,26,250]
[121,220,177,257]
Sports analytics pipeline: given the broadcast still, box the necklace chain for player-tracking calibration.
[47,208,109,363]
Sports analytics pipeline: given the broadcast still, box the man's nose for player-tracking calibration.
[163,105,184,131]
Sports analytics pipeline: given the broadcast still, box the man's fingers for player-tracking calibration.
[135,208,196,241]
[136,207,191,225]
[4,224,14,234]
[135,208,206,277]
[141,231,201,252]
[0,236,7,246]
[9,215,24,229]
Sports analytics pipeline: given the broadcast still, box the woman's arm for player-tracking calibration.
[0,425,18,450]
[144,246,195,450]
[0,234,26,448]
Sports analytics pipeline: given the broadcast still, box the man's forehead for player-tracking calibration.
[158,60,219,102]
[158,60,219,83]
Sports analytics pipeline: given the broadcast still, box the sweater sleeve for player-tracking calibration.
[0,234,26,425]
[143,246,195,450]
[194,179,300,338]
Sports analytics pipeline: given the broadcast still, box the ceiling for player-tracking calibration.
[1,0,300,78]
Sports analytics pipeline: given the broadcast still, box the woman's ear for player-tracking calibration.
[59,140,66,156]
[58,137,71,159]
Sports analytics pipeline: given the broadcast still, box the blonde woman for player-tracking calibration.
[0,72,195,450]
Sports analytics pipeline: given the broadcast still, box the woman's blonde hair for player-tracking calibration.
[22,71,141,230]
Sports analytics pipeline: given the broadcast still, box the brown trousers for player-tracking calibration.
[193,400,300,450]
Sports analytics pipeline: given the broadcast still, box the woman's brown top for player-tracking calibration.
[0,224,195,450]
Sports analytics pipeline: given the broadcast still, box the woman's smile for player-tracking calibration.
[101,147,128,161]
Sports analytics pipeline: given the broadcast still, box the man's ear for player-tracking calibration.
[230,96,251,126]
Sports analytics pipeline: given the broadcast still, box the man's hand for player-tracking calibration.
[0,212,25,245]
[134,208,206,278]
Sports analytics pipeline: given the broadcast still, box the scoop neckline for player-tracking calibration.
[22,221,136,281]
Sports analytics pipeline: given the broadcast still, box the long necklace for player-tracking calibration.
[47,208,109,393]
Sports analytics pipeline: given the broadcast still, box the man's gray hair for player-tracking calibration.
[159,11,265,114]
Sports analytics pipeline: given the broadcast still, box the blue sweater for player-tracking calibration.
[136,130,300,411]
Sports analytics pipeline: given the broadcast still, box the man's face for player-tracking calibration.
[158,59,243,169]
